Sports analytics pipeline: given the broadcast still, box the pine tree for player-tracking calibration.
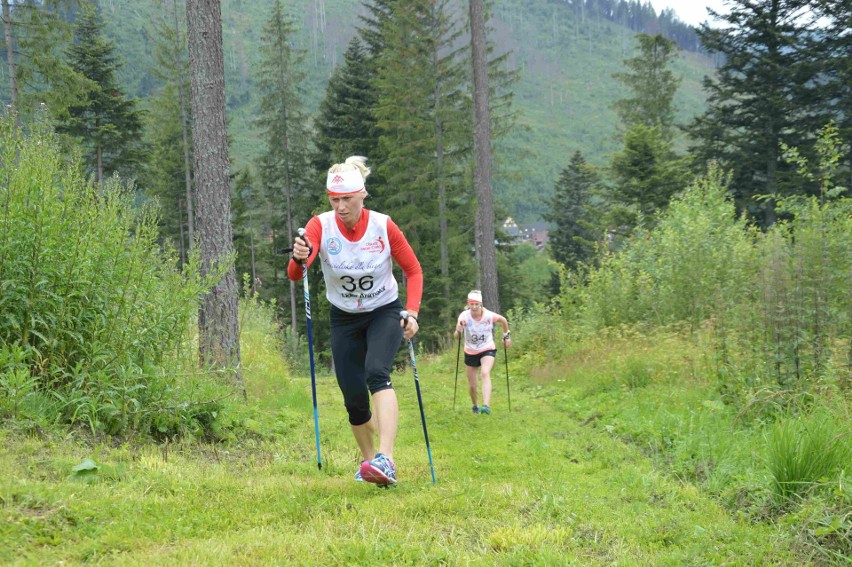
[186,0,242,390]
[609,123,687,227]
[312,38,381,207]
[145,0,193,262]
[810,0,852,191]
[57,2,144,186]
[231,167,265,295]
[544,150,600,270]
[469,0,500,313]
[687,0,821,226]
[254,0,312,333]
[3,0,87,120]
[612,33,680,138]
[608,32,687,230]
[373,0,474,344]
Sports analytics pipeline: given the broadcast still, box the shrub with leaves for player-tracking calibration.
[0,112,225,436]
[577,166,754,330]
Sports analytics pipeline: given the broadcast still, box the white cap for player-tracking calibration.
[467,291,482,303]
[326,169,365,196]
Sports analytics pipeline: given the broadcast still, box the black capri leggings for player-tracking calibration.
[330,299,404,426]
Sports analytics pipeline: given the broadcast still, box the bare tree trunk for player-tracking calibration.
[433,45,450,311]
[282,127,298,334]
[2,0,18,111]
[249,229,257,290]
[286,196,297,334]
[469,0,499,312]
[96,143,104,192]
[173,0,194,251]
[178,197,186,266]
[186,0,243,394]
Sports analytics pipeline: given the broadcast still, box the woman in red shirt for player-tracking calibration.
[289,156,422,486]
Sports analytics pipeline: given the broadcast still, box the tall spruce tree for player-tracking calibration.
[254,0,312,332]
[306,37,379,362]
[469,0,500,313]
[2,0,87,120]
[687,0,820,226]
[811,0,851,190]
[58,2,144,186]
[186,0,242,390]
[609,32,687,230]
[612,33,680,138]
[373,0,473,344]
[544,150,600,270]
[146,0,193,261]
[231,167,265,294]
[312,38,379,187]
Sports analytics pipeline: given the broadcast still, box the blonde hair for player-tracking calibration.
[328,155,371,180]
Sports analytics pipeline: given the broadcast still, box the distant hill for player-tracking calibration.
[22,0,717,223]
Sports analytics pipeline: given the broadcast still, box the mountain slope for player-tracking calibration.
[24,0,716,223]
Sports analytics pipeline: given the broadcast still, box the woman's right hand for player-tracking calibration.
[292,234,312,262]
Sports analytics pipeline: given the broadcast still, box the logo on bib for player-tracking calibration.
[327,237,342,255]
[361,236,386,254]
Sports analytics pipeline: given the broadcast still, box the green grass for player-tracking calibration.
[1,330,812,566]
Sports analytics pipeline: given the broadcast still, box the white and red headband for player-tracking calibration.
[326,169,365,197]
[467,291,482,303]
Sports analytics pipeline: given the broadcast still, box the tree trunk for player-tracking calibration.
[186,0,243,393]
[96,142,103,192]
[433,46,450,313]
[282,124,298,334]
[178,197,186,266]
[173,0,195,251]
[2,0,17,110]
[469,0,499,312]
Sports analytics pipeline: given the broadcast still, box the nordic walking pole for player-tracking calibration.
[453,334,461,411]
[503,339,512,413]
[401,310,437,484]
[297,228,322,470]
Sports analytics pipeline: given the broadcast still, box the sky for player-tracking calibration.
[646,0,729,27]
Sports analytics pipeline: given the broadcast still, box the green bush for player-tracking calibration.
[0,112,226,436]
[576,166,754,330]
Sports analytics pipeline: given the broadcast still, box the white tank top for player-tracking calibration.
[461,308,496,354]
[318,210,399,313]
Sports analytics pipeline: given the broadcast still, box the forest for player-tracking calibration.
[1,0,850,564]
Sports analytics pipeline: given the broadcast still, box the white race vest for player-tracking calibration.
[318,210,398,313]
[462,308,496,354]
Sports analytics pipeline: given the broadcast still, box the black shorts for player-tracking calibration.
[329,299,404,426]
[464,349,497,368]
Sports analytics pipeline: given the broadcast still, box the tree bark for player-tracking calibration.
[186,0,243,393]
[173,0,195,252]
[469,0,499,312]
[433,46,450,312]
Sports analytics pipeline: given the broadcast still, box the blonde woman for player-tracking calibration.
[289,156,422,486]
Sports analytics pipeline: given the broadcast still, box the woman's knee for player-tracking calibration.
[344,396,371,425]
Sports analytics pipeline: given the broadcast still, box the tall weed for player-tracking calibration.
[766,410,851,502]
[0,112,225,436]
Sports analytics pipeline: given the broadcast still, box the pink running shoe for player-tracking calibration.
[359,453,397,485]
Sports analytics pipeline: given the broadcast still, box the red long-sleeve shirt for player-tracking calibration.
[287,209,423,313]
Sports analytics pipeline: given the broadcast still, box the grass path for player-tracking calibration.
[1,349,799,565]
